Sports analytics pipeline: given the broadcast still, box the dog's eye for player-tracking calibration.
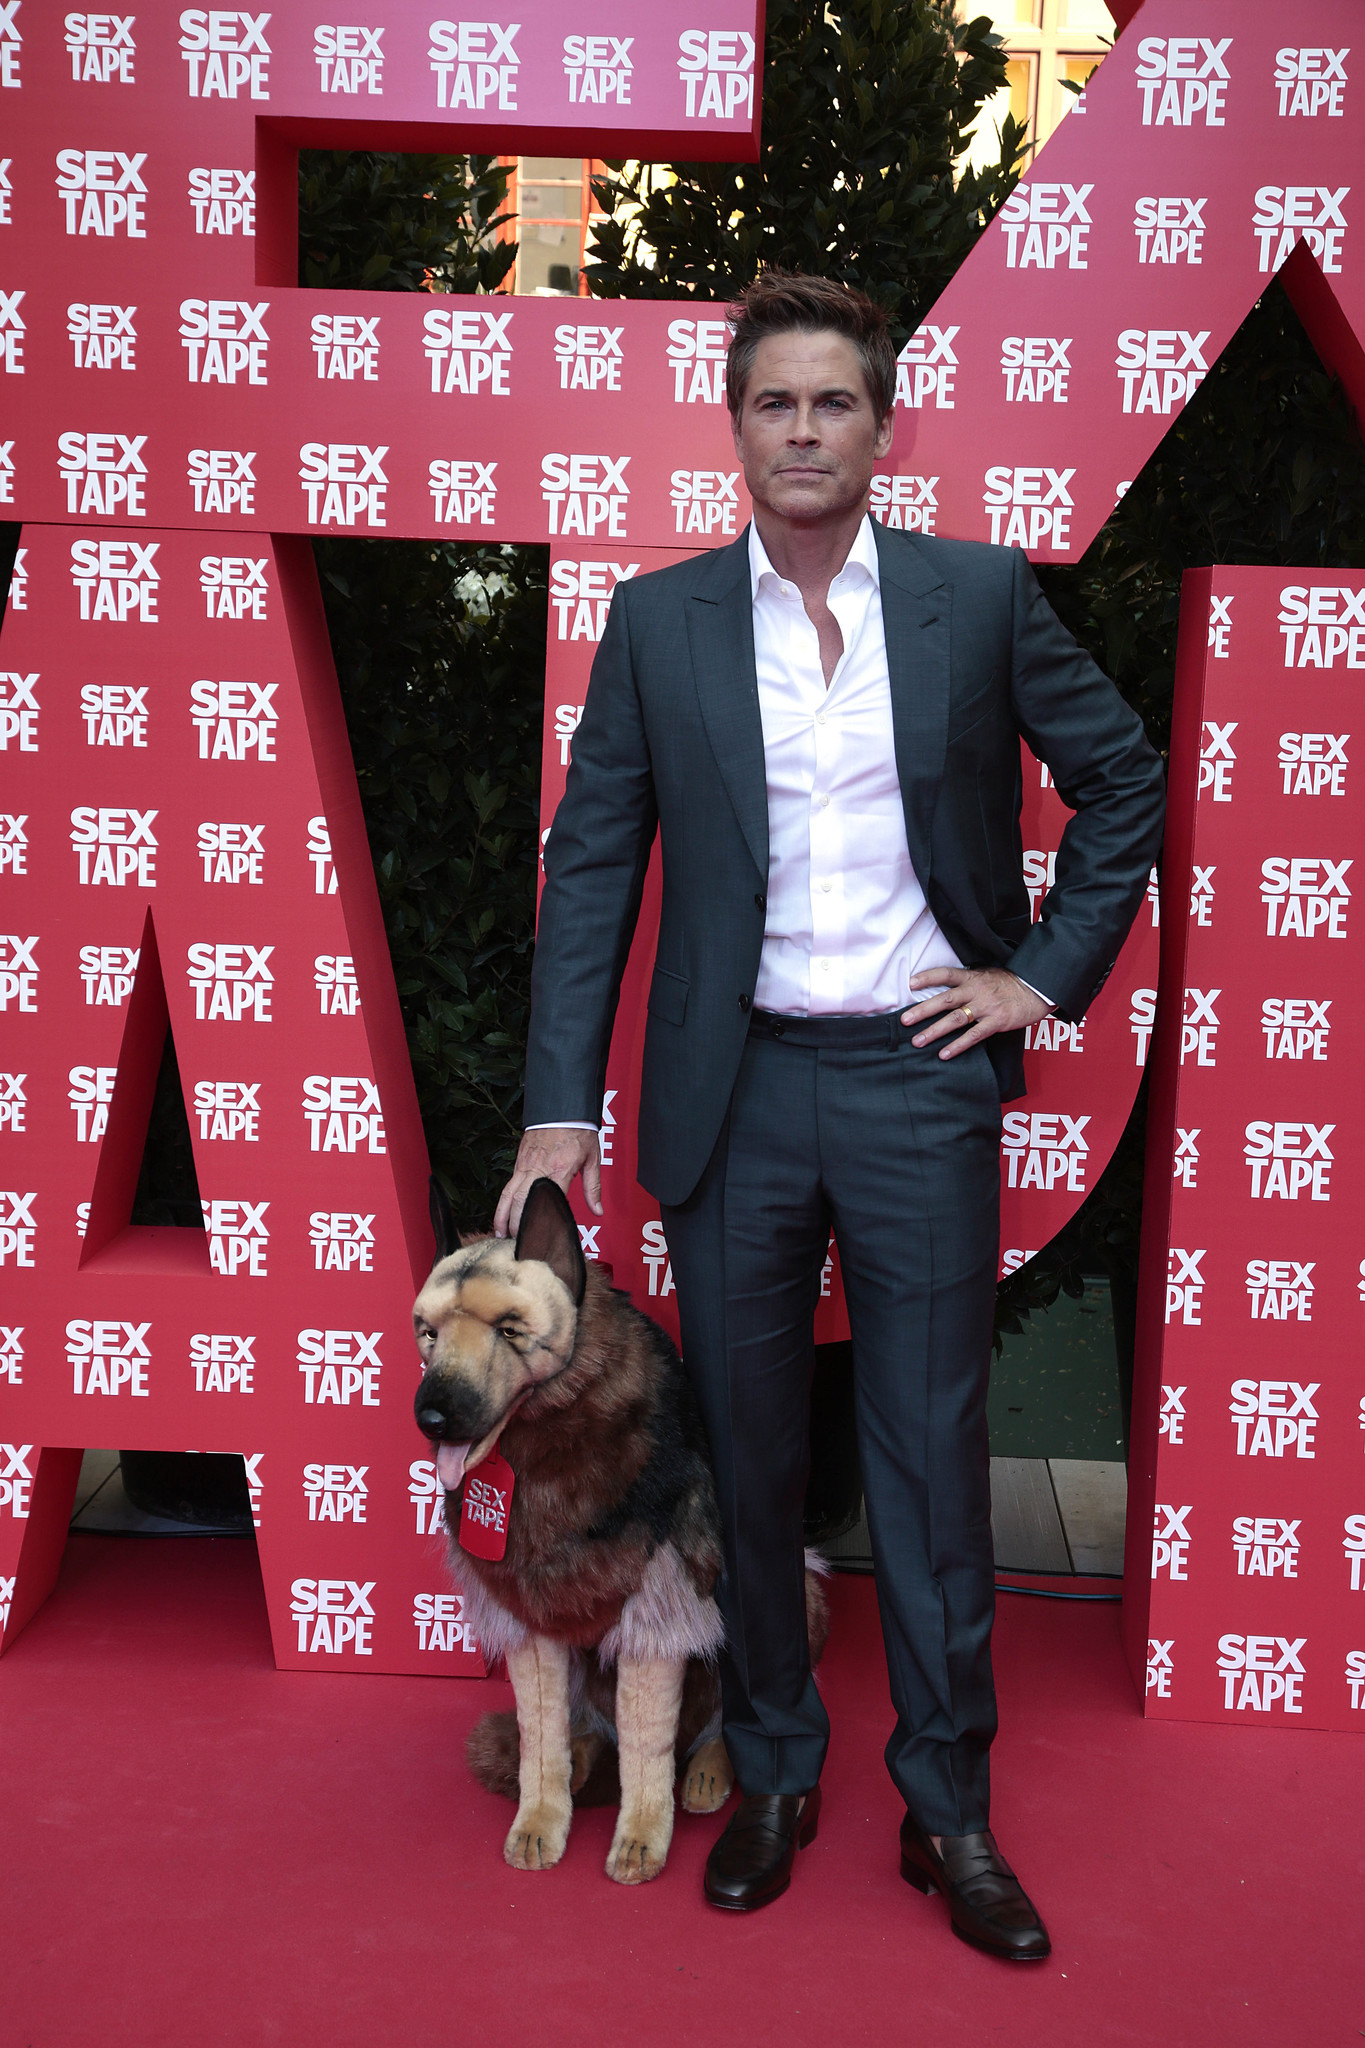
[495,1319,522,1338]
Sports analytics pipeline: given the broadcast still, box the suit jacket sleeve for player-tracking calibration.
[1003,549,1166,1021]
[523,584,659,1127]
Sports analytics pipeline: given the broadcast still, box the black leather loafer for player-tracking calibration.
[899,1815,1051,1960]
[704,1786,821,1911]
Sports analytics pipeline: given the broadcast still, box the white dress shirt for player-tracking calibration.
[750,515,960,1015]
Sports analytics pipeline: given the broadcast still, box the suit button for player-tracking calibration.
[738,993,751,1012]
[754,894,766,911]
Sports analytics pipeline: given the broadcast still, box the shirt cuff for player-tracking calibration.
[525,1122,599,1133]
[1012,974,1057,1013]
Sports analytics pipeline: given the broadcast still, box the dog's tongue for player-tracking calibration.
[436,1441,472,1492]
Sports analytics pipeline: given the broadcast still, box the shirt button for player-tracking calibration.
[820,880,833,893]
[816,959,830,972]
[816,711,827,727]
[817,793,830,809]
[738,992,751,1012]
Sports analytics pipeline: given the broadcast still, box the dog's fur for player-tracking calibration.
[412,1176,828,1885]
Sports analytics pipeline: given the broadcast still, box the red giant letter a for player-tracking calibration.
[0,526,482,1677]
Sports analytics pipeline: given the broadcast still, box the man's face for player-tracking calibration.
[731,330,894,528]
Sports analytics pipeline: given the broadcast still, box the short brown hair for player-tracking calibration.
[725,270,896,420]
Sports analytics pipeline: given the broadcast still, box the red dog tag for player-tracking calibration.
[458,1444,516,1561]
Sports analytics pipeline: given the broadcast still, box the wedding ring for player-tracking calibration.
[961,1005,974,1026]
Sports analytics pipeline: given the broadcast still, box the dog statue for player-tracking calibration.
[412,1175,827,1885]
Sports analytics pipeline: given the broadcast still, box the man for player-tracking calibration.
[495,272,1164,1956]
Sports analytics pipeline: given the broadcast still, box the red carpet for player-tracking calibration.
[0,1538,1359,2048]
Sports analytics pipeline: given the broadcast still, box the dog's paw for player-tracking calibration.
[504,1803,571,1871]
[605,1805,673,1886]
[680,1736,733,1815]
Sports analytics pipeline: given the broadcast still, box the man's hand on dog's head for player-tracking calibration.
[494,1127,602,1239]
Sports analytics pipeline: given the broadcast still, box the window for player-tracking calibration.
[957,1,1113,171]
[498,157,608,296]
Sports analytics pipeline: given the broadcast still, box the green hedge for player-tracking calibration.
[314,535,547,1226]
[296,150,547,1225]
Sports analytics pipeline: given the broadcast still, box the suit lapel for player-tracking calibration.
[685,530,768,883]
[874,522,950,891]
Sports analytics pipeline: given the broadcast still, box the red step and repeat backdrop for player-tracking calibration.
[0,527,487,1672]
[1123,570,1365,1732]
[0,0,1362,1713]
[0,0,1361,559]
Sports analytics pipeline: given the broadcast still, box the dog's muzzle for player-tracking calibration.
[414,1376,496,1492]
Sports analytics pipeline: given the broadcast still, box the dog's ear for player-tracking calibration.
[428,1174,460,1266]
[514,1177,587,1307]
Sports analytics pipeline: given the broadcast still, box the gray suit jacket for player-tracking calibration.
[525,521,1166,1208]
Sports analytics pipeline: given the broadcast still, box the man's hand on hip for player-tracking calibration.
[494,1126,603,1239]
[902,966,1052,1058]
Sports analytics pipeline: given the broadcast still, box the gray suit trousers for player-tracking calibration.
[661,1013,1002,1834]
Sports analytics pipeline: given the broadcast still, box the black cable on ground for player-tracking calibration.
[830,1560,1124,1600]
[995,1580,1122,1602]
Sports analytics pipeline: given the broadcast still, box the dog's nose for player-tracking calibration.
[415,1376,488,1443]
